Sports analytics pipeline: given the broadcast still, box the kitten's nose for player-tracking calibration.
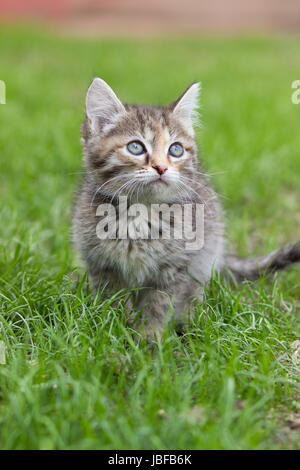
[152,164,168,175]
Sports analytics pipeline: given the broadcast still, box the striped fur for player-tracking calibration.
[73,78,300,340]
[225,243,300,282]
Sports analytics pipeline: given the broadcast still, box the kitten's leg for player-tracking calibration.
[89,270,133,324]
[173,281,204,329]
[134,288,175,340]
[88,270,114,294]
[134,282,203,340]
[88,269,133,309]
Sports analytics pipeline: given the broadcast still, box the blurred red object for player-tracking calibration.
[0,0,69,18]
[0,0,300,35]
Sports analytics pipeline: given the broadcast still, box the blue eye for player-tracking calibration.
[127,141,145,156]
[169,143,184,158]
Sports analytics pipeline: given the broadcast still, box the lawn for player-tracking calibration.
[0,26,299,450]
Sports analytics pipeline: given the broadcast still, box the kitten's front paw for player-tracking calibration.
[135,323,164,343]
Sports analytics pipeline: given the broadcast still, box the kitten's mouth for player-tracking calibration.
[150,177,168,186]
[137,175,169,189]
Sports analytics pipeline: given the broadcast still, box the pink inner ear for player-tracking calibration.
[172,83,200,123]
[86,77,125,133]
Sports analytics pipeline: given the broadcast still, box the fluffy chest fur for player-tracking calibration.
[74,194,195,287]
[73,183,224,288]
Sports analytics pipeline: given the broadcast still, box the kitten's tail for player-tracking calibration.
[224,243,300,282]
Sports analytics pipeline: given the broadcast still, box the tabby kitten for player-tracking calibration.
[73,78,300,339]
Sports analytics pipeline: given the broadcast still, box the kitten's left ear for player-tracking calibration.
[171,82,201,133]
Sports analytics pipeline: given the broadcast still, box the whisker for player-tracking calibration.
[110,178,136,204]
[69,168,106,177]
[135,179,143,203]
[179,174,228,201]
[176,178,205,203]
[165,176,193,204]
[175,182,194,204]
[128,182,137,206]
[194,169,228,177]
[90,174,129,206]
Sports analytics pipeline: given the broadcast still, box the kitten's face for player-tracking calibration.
[82,78,200,203]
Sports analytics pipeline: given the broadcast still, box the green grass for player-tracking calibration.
[0,26,299,450]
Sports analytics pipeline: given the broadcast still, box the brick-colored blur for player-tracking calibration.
[0,0,300,36]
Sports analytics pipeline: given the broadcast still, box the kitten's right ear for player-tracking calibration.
[86,77,125,133]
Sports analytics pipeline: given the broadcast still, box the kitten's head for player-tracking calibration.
[81,78,201,203]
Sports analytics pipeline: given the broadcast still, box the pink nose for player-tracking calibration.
[152,164,168,175]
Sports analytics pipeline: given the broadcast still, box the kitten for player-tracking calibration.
[73,77,300,339]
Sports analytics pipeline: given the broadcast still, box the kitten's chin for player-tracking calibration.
[142,179,178,203]
[145,178,169,192]
[149,179,169,187]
